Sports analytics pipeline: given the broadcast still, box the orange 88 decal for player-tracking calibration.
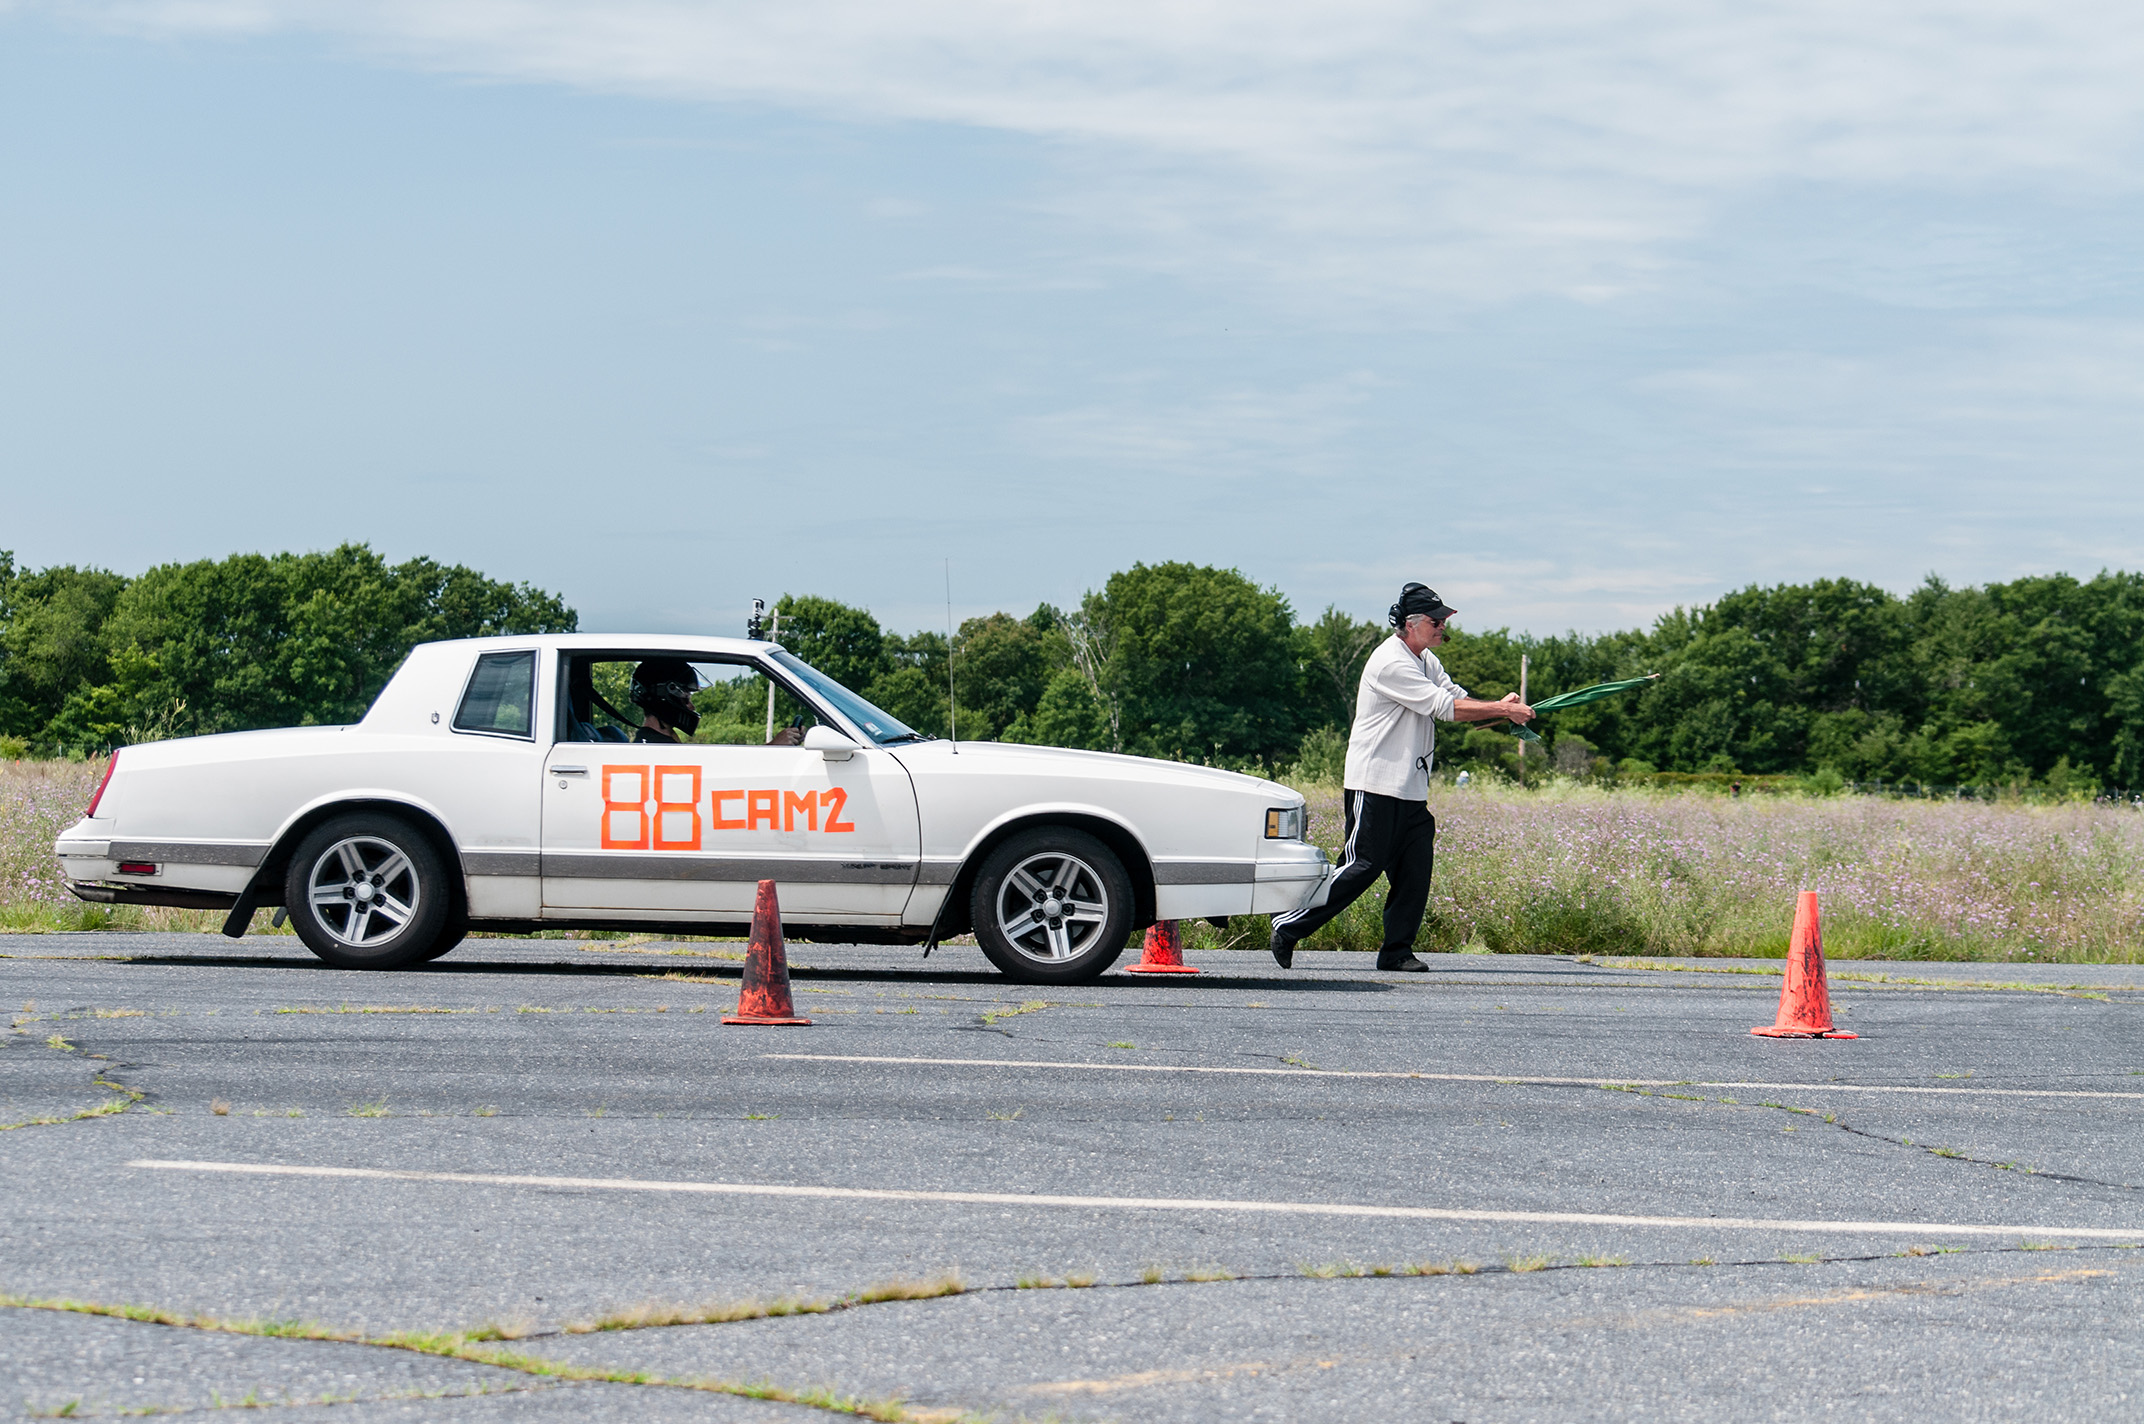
[600,765,703,850]
[601,765,854,850]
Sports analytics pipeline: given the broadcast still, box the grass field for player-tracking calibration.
[1208,779,2144,964]
[9,759,2142,962]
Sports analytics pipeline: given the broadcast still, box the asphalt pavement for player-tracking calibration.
[5,931,2143,1421]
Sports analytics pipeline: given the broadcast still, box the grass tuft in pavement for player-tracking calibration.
[576,1297,832,1332]
[849,1275,966,1305]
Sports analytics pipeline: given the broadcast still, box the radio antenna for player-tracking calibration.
[945,559,959,752]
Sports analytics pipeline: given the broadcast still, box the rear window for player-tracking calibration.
[454,651,536,738]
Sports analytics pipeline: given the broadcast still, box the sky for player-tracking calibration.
[2,1,2141,639]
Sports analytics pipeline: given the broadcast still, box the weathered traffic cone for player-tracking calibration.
[1752,891,1856,1040]
[1124,919,1201,975]
[723,880,811,1026]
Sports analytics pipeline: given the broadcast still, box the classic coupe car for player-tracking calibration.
[55,635,1331,982]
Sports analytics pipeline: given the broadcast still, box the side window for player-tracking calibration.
[454,651,536,739]
[558,653,827,745]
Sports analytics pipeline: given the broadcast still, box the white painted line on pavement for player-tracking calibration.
[128,1159,2144,1241]
[762,1053,2144,1102]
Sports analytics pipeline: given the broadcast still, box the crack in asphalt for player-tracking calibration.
[1,1020,149,1133]
[1,1296,960,1423]
[1779,1105,2144,1195]
[18,1242,2136,1421]
[23,1378,570,1419]
[1598,1082,2144,1196]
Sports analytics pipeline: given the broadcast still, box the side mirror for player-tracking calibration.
[803,725,859,762]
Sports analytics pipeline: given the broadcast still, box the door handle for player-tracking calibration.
[549,766,588,776]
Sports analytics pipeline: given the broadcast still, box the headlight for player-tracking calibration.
[1265,806,1304,840]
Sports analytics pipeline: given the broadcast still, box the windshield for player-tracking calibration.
[769,649,924,746]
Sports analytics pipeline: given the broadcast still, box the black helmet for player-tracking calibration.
[630,657,701,735]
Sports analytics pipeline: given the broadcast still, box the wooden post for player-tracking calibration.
[1517,653,1529,768]
[764,610,781,742]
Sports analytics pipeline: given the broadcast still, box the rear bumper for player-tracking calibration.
[67,880,241,911]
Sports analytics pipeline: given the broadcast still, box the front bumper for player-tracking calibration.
[1250,841,1331,915]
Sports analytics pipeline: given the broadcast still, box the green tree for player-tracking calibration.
[1097,562,1303,764]
[1298,605,1384,729]
[0,556,129,740]
[1014,667,1115,750]
[773,594,888,692]
[54,544,573,745]
[869,629,950,736]
[951,608,1055,742]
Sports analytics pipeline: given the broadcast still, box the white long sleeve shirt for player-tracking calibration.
[1342,635,1468,801]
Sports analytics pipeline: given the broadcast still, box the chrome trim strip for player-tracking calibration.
[541,854,918,885]
[464,851,543,877]
[1152,860,1257,885]
[914,860,962,887]
[106,840,269,869]
[1254,865,1328,881]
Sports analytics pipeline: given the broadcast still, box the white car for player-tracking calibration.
[55,634,1331,982]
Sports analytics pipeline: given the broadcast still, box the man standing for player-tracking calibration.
[1269,582,1534,972]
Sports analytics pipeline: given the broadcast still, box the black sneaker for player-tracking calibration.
[1377,951,1428,972]
[1269,929,1296,969]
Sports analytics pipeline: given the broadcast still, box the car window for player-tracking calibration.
[454,651,536,738]
[768,650,921,745]
[557,654,827,745]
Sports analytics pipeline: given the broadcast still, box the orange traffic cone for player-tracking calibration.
[723,879,811,1026]
[1125,919,1201,975]
[1752,891,1855,1039]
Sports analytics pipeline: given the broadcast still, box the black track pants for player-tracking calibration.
[1269,790,1436,951]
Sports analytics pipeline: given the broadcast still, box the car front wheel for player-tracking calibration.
[971,828,1132,984]
[283,813,452,970]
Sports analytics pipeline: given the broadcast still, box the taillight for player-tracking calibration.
[86,751,119,817]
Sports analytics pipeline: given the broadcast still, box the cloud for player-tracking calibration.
[1020,372,1383,478]
[1639,316,2144,476]
[62,1,2144,306]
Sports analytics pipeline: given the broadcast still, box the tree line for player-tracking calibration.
[0,545,574,750]
[5,545,2140,791]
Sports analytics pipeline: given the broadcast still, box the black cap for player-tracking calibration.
[1389,582,1457,628]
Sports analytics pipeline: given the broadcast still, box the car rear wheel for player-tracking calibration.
[971,828,1132,984]
[283,813,452,970]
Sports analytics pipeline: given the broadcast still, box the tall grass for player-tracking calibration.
[0,759,223,931]
[1188,779,2144,964]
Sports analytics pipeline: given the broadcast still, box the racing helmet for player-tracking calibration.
[630,657,702,735]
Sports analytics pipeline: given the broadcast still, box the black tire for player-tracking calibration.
[283,813,452,970]
[416,918,468,963]
[970,827,1133,984]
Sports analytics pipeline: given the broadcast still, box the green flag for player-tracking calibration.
[1526,674,1661,714]
[1476,673,1659,742]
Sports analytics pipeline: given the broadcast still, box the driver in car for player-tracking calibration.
[629,658,702,744]
[629,657,806,745]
